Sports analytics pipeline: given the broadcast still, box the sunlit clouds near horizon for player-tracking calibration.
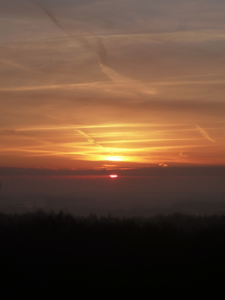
[1,0,225,170]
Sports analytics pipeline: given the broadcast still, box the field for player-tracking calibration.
[0,211,225,292]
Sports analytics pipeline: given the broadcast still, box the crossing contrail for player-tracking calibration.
[25,0,155,94]
[26,0,110,74]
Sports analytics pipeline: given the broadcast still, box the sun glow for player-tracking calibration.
[106,156,123,161]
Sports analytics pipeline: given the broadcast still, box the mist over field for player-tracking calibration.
[1,170,225,216]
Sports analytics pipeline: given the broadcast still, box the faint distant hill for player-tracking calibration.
[110,200,225,217]
[163,200,225,215]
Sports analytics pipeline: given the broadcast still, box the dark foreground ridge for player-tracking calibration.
[1,211,225,291]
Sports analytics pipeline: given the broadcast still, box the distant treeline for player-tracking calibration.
[1,211,225,290]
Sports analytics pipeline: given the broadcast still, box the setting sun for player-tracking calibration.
[110,175,118,178]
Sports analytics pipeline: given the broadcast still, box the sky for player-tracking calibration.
[1,0,225,170]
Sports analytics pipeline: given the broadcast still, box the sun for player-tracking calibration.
[106,156,123,161]
[110,175,118,178]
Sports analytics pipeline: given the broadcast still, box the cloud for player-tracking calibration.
[196,125,215,143]
[159,162,168,167]
[179,151,188,158]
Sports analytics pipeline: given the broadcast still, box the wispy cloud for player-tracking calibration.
[196,125,215,143]
[0,59,40,73]
[179,151,188,158]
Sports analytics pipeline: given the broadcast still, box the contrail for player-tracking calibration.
[27,0,67,35]
[2,129,51,145]
[27,0,94,52]
[99,63,129,82]
[196,125,215,143]
[0,81,105,92]
[0,59,40,73]
[77,130,113,154]
[96,37,108,66]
